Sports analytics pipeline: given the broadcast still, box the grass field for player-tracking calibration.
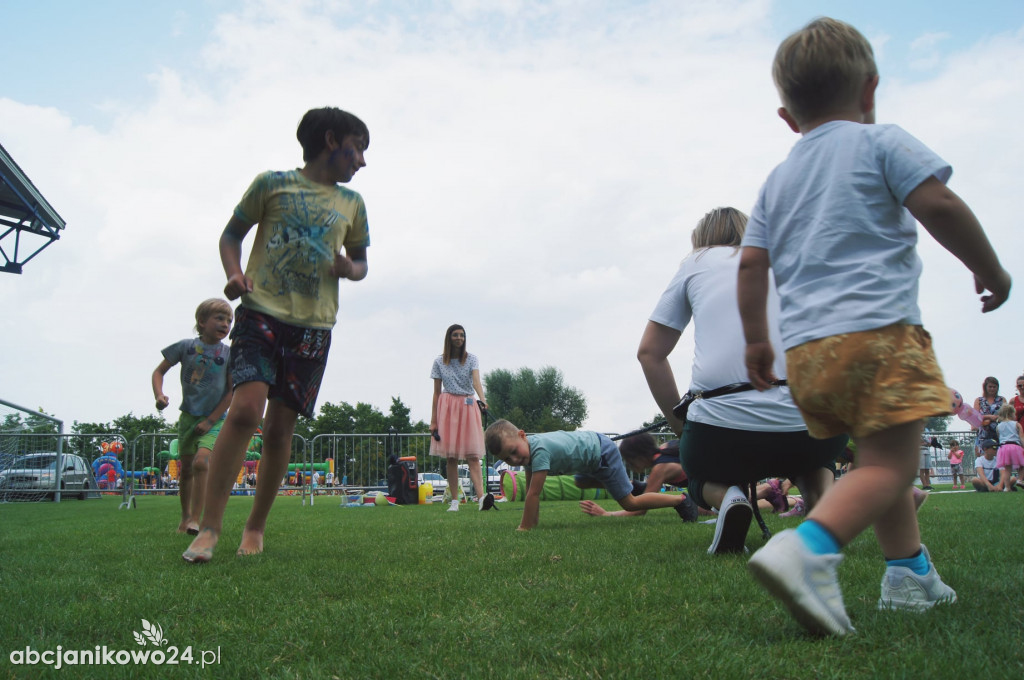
[1,489,1022,679]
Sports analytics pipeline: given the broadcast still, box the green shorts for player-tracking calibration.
[177,413,224,457]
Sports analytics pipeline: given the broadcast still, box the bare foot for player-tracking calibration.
[237,528,264,556]
[182,528,218,564]
[176,520,193,534]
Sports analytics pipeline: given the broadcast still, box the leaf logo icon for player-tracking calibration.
[140,619,167,646]
[133,630,146,646]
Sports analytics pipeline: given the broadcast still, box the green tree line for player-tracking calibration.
[1,365,589,461]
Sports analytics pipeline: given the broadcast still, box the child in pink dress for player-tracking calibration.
[947,441,966,490]
[995,404,1024,492]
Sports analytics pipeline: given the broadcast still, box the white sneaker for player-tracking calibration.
[748,529,855,636]
[877,545,956,612]
[708,486,752,555]
[447,499,460,512]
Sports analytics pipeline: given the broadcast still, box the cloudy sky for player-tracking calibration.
[2,0,1022,435]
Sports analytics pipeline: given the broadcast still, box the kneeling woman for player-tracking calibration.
[637,207,846,553]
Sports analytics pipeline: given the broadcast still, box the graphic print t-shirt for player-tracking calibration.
[234,170,370,329]
[161,338,231,417]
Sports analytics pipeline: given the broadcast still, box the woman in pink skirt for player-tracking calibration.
[430,324,489,511]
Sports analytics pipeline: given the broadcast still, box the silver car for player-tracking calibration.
[0,452,97,500]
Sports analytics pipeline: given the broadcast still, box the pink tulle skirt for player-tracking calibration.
[430,392,484,460]
[996,443,1024,467]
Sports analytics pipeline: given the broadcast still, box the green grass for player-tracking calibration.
[1,491,1023,679]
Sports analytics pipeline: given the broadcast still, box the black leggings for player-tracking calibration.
[679,420,846,509]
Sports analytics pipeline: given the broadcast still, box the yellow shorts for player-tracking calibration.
[785,324,949,439]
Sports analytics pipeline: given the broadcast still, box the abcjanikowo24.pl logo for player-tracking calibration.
[7,619,221,670]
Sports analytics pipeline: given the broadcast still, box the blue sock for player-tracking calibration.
[886,549,929,576]
[795,519,841,555]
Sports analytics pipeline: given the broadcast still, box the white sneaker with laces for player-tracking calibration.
[877,545,956,611]
[447,499,460,512]
[748,528,855,636]
[708,486,752,555]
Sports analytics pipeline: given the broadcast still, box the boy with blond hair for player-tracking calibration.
[485,419,697,531]
[152,298,233,534]
[739,18,1010,635]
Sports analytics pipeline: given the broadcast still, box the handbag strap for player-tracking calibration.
[692,378,787,401]
[611,379,789,442]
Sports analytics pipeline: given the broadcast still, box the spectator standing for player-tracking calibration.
[429,324,490,511]
[973,377,1005,455]
[947,440,966,490]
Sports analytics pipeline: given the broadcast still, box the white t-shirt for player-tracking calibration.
[430,353,479,395]
[649,246,806,432]
[743,121,951,350]
[975,454,999,483]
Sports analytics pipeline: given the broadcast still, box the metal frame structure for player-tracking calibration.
[0,142,65,274]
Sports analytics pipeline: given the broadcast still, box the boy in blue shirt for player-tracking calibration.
[152,298,233,534]
[485,419,696,530]
[739,18,1010,635]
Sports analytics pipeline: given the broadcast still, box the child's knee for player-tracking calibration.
[193,450,212,473]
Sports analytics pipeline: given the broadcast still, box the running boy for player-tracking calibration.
[484,419,697,531]
[738,18,1011,635]
[183,107,371,563]
[152,298,233,534]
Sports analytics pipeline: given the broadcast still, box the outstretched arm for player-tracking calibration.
[737,246,777,390]
[904,177,1011,312]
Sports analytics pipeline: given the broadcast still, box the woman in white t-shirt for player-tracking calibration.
[638,207,847,554]
[429,324,489,511]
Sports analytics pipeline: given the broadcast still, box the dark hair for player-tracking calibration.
[296,107,369,162]
[442,324,467,366]
[617,433,659,474]
[983,376,999,392]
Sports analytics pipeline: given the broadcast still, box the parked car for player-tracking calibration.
[0,452,97,500]
[457,464,501,495]
[417,472,447,497]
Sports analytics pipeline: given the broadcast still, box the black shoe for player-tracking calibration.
[674,493,699,523]
[479,493,497,511]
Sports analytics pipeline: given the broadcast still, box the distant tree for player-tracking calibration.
[24,408,60,435]
[484,366,588,432]
[640,414,673,434]
[303,397,424,437]
[69,420,113,457]
[925,414,952,432]
[0,408,62,454]
[103,412,173,468]
[297,397,427,486]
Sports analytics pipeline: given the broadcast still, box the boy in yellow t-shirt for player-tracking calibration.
[184,107,371,563]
